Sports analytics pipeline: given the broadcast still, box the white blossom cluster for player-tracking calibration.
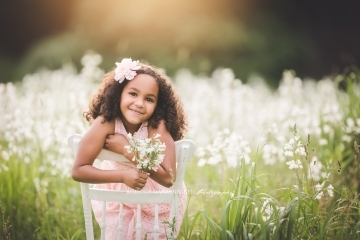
[196,129,251,167]
[308,156,329,182]
[284,134,307,170]
[343,118,360,142]
[315,182,334,200]
[125,133,166,172]
[258,198,286,222]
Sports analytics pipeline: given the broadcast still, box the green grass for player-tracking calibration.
[0,140,85,239]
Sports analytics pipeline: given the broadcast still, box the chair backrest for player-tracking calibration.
[68,134,195,240]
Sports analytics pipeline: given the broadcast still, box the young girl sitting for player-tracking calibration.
[71,58,188,239]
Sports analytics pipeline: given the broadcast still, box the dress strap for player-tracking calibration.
[114,118,128,135]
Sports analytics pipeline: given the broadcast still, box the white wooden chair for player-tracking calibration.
[68,134,195,240]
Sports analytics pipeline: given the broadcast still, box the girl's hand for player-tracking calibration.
[104,133,129,155]
[122,168,149,190]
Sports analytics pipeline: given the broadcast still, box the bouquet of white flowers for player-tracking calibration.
[125,133,166,172]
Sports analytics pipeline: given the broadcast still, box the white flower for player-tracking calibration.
[194,129,251,167]
[346,118,355,128]
[197,158,207,167]
[125,133,166,172]
[295,146,306,156]
[308,156,323,181]
[261,199,272,221]
[114,58,141,83]
[286,159,303,169]
[315,191,324,200]
[319,138,328,146]
[314,182,334,200]
[284,150,294,157]
[315,182,325,200]
[315,182,324,191]
[284,142,293,151]
[323,124,331,133]
[327,184,334,197]
[341,135,352,143]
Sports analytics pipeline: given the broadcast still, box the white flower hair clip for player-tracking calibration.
[114,58,141,83]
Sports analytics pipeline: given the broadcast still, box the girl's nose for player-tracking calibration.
[134,98,144,107]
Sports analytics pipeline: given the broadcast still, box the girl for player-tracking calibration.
[71,58,188,239]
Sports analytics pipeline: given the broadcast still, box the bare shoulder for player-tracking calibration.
[148,119,168,136]
[87,116,115,136]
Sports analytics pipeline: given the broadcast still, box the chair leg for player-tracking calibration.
[81,183,95,240]
[100,201,106,240]
[167,196,178,239]
[136,204,142,240]
[117,203,123,240]
[154,204,159,240]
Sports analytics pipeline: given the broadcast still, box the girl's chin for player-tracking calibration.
[125,119,143,126]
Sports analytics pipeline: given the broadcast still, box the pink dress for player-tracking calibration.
[91,119,187,240]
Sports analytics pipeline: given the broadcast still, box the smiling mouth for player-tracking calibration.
[129,108,143,115]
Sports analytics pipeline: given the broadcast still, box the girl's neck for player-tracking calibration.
[120,117,142,134]
[124,125,141,135]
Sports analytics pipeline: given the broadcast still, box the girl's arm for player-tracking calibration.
[71,116,148,189]
[146,120,176,188]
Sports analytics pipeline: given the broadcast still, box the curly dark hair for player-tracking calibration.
[84,61,188,141]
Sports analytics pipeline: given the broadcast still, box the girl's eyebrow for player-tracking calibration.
[128,87,158,99]
[147,94,157,99]
[127,87,139,92]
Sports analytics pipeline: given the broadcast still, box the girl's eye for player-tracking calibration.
[129,92,137,96]
[146,98,154,102]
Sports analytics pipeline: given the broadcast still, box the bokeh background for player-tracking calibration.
[1,0,360,86]
[1,1,360,239]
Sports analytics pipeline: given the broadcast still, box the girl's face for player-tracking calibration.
[120,74,159,134]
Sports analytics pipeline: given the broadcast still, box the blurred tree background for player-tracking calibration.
[0,0,359,86]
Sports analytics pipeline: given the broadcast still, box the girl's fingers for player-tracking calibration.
[138,170,150,178]
[140,173,149,180]
[136,183,144,191]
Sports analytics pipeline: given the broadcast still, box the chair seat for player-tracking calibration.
[88,187,174,203]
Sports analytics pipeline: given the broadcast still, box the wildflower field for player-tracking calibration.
[1,53,360,239]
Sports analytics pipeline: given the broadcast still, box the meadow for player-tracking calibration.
[0,52,359,239]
